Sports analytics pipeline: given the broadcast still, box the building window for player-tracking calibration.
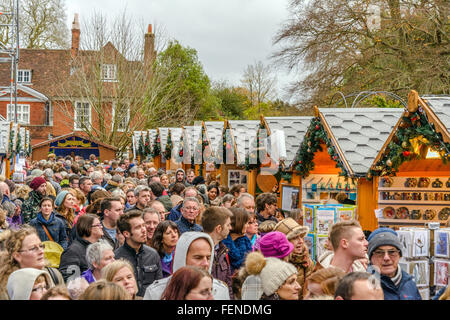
[7,104,30,124]
[17,70,31,83]
[74,101,91,130]
[101,64,117,81]
[112,103,129,132]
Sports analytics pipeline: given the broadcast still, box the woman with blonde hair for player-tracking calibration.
[15,184,32,202]
[0,227,64,299]
[304,267,346,299]
[41,285,72,300]
[79,280,131,300]
[102,259,139,300]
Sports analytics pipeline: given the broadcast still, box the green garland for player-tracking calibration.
[215,123,235,169]
[137,133,145,158]
[292,117,350,178]
[368,106,450,178]
[194,126,212,165]
[164,131,173,160]
[176,134,185,163]
[15,130,21,154]
[27,131,31,157]
[244,123,267,171]
[144,131,152,158]
[152,131,161,157]
[7,127,14,160]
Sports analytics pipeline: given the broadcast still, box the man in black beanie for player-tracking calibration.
[367,228,421,300]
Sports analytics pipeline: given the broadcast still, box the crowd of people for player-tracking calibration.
[0,153,448,301]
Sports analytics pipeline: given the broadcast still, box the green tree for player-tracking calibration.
[155,40,219,123]
[211,81,248,119]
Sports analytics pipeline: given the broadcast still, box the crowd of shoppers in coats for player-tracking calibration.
[0,153,448,300]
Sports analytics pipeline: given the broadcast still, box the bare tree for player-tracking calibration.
[52,11,195,155]
[0,0,69,49]
[273,0,449,107]
[240,61,277,109]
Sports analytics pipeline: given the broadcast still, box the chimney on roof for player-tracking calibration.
[71,13,80,59]
[144,24,156,67]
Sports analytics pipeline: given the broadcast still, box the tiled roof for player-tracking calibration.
[228,120,260,164]
[320,108,403,176]
[183,125,202,157]
[265,117,313,164]
[204,121,224,157]
[169,128,183,154]
[421,95,450,134]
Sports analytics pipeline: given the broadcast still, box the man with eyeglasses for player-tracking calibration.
[176,197,203,234]
[367,228,421,300]
[59,214,104,282]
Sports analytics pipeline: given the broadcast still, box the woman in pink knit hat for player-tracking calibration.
[258,231,294,262]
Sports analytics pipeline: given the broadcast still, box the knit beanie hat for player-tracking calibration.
[29,177,47,191]
[259,231,294,259]
[367,227,398,242]
[55,190,70,207]
[368,228,403,259]
[245,251,297,296]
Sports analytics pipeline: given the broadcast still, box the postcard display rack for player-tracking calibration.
[377,176,450,227]
[303,203,356,261]
[396,226,450,300]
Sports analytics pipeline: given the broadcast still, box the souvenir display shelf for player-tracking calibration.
[302,174,357,203]
[377,176,450,228]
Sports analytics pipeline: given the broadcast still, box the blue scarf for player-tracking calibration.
[162,251,174,264]
[37,212,55,225]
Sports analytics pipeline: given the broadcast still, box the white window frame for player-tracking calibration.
[17,69,32,83]
[7,104,30,124]
[74,101,91,130]
[112,102,130,132]
[101,64,117,82]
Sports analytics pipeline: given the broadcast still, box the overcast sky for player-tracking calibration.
[65,0,297,101]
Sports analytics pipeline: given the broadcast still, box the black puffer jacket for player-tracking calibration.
[59,237,92,283]
[114,241,163,297]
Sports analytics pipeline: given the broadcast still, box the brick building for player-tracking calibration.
[0,14,156,148]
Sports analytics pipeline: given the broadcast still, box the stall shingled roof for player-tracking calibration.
[204,121,224,158]
[319,108,403,176]
[227,120,260,165]
[264,116,313,165]
[420,95,450,139]
[183,125,202,158]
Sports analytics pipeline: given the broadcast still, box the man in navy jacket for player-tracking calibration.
[367,228,421,300]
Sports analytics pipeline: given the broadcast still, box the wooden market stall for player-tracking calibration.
[133,129,156,164]
[262,116,313,208]
[367,91,450,300]
[216,119,261,195]
[290,106,403,232]
[181,125,202,172]
[194,121,223,178]
[32,132,117,161]
[163,127,183,173]
[369,91,450,229]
